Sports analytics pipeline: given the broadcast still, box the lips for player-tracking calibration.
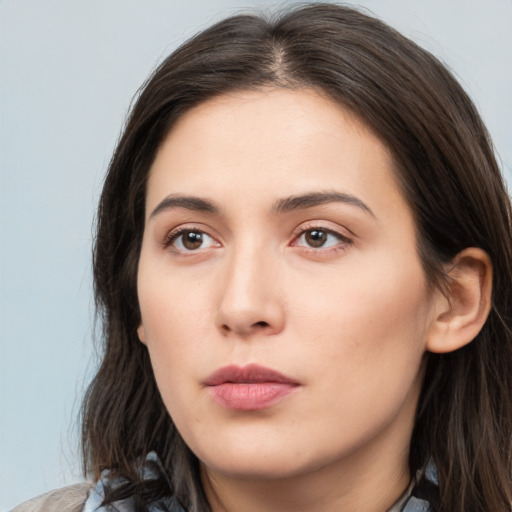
[203,364,300,410]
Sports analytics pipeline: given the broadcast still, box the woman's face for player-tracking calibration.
[137,89,436,487]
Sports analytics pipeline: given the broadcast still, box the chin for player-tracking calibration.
[202,456,311,481]
[193,438,331,482]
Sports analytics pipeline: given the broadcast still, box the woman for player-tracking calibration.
[15,3,512,512]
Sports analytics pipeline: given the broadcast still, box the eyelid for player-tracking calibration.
[290,221,354,252]
[163,224,222,253]
[291,220,353,239]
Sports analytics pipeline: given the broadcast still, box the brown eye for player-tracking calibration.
[294,227,350,251]
[304,229,328,248]
[182,231,204,250]
[169,229,218,252]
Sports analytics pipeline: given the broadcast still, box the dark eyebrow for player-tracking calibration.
[150,194,219,218]
[272,191,375,217]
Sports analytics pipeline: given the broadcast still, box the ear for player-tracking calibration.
[137,324,147,344]
[426,247,492,354]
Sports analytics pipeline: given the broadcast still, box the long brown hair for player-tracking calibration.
[82,4,512,511]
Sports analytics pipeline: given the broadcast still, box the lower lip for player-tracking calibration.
[207,382,298,410]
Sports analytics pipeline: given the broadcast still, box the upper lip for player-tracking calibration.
[203,364,300,386]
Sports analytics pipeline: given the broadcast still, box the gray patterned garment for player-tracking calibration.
[389,462,438,512]
[82,452,438,512]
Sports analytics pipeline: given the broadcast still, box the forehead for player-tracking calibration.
[146,88,407,221]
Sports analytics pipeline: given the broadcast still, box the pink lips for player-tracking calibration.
[203,364,300,410]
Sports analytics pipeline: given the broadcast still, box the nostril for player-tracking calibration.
[220,320,269,333]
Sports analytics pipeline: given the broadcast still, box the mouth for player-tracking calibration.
[203,364,301,411]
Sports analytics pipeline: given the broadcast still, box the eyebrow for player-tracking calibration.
[272,191,375,217]
[150,190,374,219]
[150,194,220,218]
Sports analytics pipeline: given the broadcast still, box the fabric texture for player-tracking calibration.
[13,454,438,512]
[82,452,183,512]
[10,483,93,512]
[390,462,438,512]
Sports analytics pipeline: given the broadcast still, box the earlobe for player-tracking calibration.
[137,324,147,344]
[426,248,492,354]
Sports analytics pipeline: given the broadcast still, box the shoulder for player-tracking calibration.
[11,483,93,512]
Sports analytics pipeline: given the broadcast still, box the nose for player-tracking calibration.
[216,247,285,338]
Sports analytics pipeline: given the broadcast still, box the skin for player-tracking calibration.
[137,88,447,512]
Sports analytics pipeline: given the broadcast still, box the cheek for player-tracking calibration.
[139,282,210,366]
[137,262,216,411]
[139,302,204,431]
[286,265,429,451]
[137,252,211,342]
[289,249,431,388]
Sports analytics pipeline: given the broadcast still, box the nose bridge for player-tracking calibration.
[216,238,284,336]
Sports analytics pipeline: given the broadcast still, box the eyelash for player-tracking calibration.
[291,225,353,254]
[163,224,353,255]
[164,226,219,254]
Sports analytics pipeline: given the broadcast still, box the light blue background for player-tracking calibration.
[1,0,511,509]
